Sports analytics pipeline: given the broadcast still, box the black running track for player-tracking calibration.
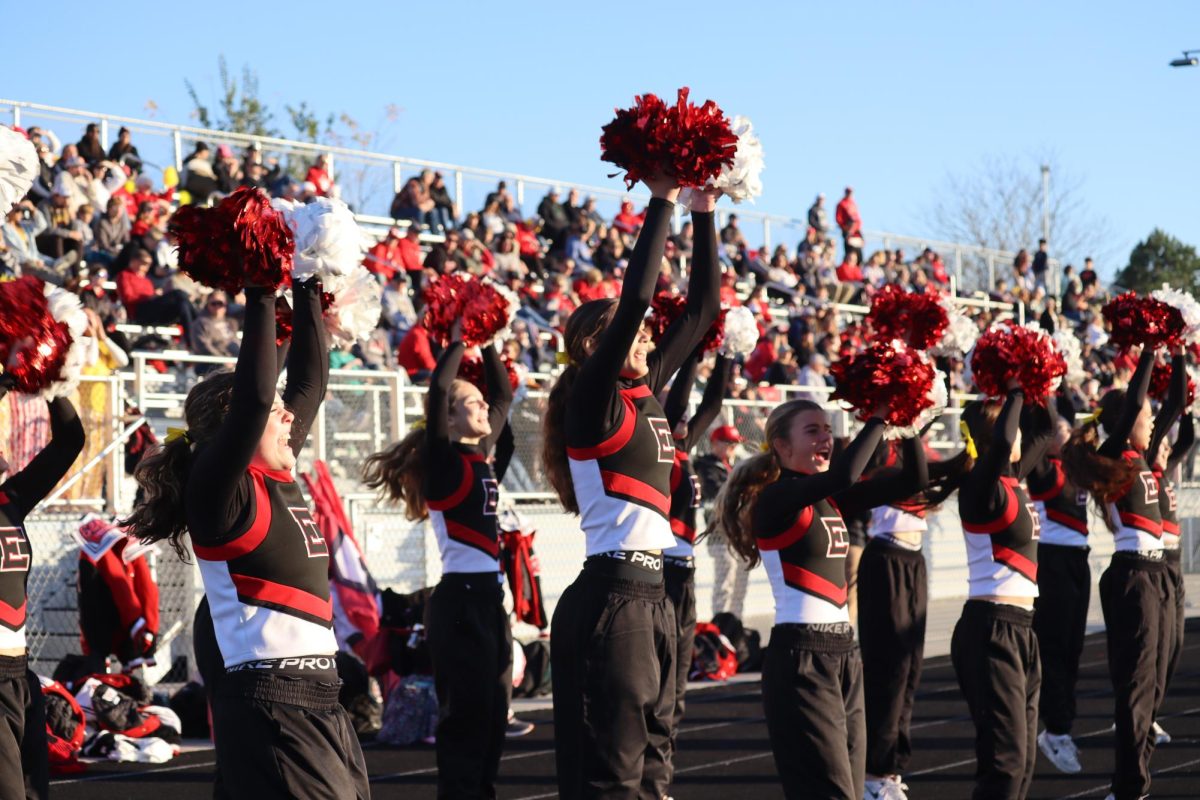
[53,620,1200,799]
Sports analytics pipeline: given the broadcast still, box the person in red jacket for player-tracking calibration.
[744,326,787,383]
[75,515,160,672]
[305,155,333,197]
[364,227,405,281]
[398,224,425,278]
[397,324,437,380]
[835,186,863,261]
[612,199,646,236]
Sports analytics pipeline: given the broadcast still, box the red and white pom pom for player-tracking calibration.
[1102,292,1184,351]
[0,127,38,215]
[323,266,383,346]
[169,187,294,293]
[1051,328,1085,384]
[866,286,948,350]
[706,115,764,204]
[422,274,517,347]
[720,305,759,357]
[968,322,1067,401]
[457,352,520,398]
[830,339,941,434]
[930,296,980,357]
[0,276,86,397]
[1151,287,1200,346]
[647,291,725,353]
[271,197,364,284]
[600,88,737,189]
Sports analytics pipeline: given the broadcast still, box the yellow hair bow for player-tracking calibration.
[555,351,577,367]
[165,427,191,445]
[1079,409,1101,426]
[759,440,772,454]
[958,419,978,460]
[409,418,427,432]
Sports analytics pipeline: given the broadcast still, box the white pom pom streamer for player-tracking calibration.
[885,362,948,441]
[489,279,521,346]
[711,115,764,204]
[0,127,39,215]
[271,197,366,283]
[41,284,89,399]
[1151,287,1200,345]
[1051,328,1086,384]
[930,297,979,357]
[323,267,382,346]
[719,305,759,357]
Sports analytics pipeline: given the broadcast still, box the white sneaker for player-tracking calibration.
[864,775,909,800]
[1037,730,1082,773]
[1153,719,1172,745]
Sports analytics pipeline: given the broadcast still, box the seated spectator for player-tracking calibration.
[37,187,85,263]
[191,291,239,372]
[354,324,397,371]
[481,199,508,240]
[795,353,831,402]
[74,204,96,255]
[380,273,417,339]
[492,229,523,277]
[86,160,128,213]
[107,126,142,172]
[182,142,219,204]
[306,154,333,197]
[537,188,570,251]
[215,145,243,194]
[744,325,786,382]
[391,175,437,231]
[764,346,800,385]
[515,220,545,277]
[593,226,627,274]
[429,172,457,231]
[4,200,59,279]
[330,341,364,370]
[396,323,436,380]
[77,123,106,165]
[612,199,644,236]
[459,231,494,275]
[116,247,197,343]
[364,226,405,281]
[425,229,462,274]
[721,213,747,249]
[52,156,91,215]
[833,250,864,304]
[672,220,694,260]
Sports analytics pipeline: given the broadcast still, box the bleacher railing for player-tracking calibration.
[3,98,1054,293]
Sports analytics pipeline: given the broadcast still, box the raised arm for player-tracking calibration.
[1017,394,1058,480]
[282,279,330,454]
[1099,347,1156,458]
[1147,351,1187,463]
[0,396,85,517]
[836,433,929,513]
[493,421,515,483]
[960,389,1024,514]
[481,343,514,454]
[663,350,701,431]
[647,204,720,392]
[425,340,468,486]
[1168,413,1195,473]
[683,354,732,453]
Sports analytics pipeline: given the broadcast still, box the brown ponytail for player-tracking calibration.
[710,400,821,568]
[1062,389,1138,532]
[542,299,618,514]
[122,371,238,560]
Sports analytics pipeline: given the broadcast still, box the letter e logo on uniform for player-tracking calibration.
[287,507,329,558]
[647,417,675,464]
[821,517,849,558]
[688,474,702,509]
[0,528,29,573]
[481,478,499,516]
[1139,471,1159,504]
[1026,503,1041,540]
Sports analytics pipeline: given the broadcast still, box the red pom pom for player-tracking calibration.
[0,276,72,394]
[600,88,736,189]
[169,187,294,293]
[457,353,520,398]
[646,291,727,353]
[1148,357,1197,407]
[274,296,294,347]
[830,339,938,429]
[1102,292,1184,350]
[421,274,514,347]
[866,286,948,350]
[969,323,1067,401]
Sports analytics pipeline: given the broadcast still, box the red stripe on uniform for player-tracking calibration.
[428,454,475,511]
[230,573,333,621]
[1119,511,1163,537]
[991,543,1038,582]
[781,563,847,606]
[670,456,683,494]
[567,395,637,461]
[600,470,669,515]
[757,507,814,552]
[193,473,273,561]
[1046,508,1089,535]
[1029,461,1066,501]
[962,480,1019,534]
[621,384,653,399]
[1163,520,1180,535]
[0,600,26,629]
[445,519,500,557]
[670,517,696,544]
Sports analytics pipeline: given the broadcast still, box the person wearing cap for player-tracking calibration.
[698,424,748,618]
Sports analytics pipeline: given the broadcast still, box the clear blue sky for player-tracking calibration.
[6,0,1199,276]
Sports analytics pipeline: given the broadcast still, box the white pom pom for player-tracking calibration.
[711,116,764,204]
[272,197,366,283]
[719,305,759,357]
[489,279,521,346]
[1051,328,1086,384]
[885,360,947,440]
[1151,287,1200,345]
[41,284,89,399]
[323,267,382,346]
[930,297,980,357]
[0,127,39,216]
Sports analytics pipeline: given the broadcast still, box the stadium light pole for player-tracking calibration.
[1169,49,1200,67]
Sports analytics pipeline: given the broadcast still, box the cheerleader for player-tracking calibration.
[0,377,85,800]
[1062,345,1169,800]
[715,400,926,800]
[661,348,733,778]
[1149,356,1191,745]
[363,330,514,799]
[948,383,1057,800]
[858,435,936,800]
[542,180,720,799]
[1028,402,1089,774]
[123,280,370,799]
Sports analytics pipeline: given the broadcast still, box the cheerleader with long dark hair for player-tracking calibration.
[123,279,370,799]
[0,377,84,800]
[715,400,926,800]
[1062,344,1169,800]
[363,329,513,799]
[661,348,732,777]
[541,178,720,799]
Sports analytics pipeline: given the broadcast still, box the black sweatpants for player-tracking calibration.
[427,572,512,800]
[0,658,48,800]
[1161,549,1185,708]
[1100,553,1171,800]
[664,562,696,783]
[762,625,865,800]
[857,538,927,777]
[1032,543,1090,736]
[951,600,1040,800]
[551,565,676,800]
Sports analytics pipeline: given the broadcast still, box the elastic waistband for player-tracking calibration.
[961,599,1034,626]
[770,623,856,653]
[0,654,27,680]
[439,572,505,593]
[1038,542,1091,555]
[664,555,695,569]
[1163,547,1182,563]
[578,568,666,600]
[226,654,339,682]
[866,536,925,559]
[218,670,342,710]
[585,551,664,584]
[1111,550,1168,569]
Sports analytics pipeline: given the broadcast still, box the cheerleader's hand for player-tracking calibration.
[1005,377,1022,393]
[643,173,680,203]
[689,188,720,213]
